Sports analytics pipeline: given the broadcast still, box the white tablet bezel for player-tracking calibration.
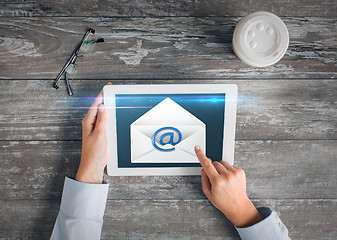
[103,84,237,176]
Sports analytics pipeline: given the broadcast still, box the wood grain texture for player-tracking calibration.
[0,17,336,80]
[1,140,336,201]
[1,199,336,239]
[1,79,336,141]
[1,0,337,17]
[1,1,336,238]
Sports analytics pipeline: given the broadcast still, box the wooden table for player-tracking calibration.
[1,1,336,239]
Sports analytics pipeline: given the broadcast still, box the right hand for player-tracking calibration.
[194,145,263,228]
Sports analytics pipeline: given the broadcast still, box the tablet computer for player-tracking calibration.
[103,84,237,176]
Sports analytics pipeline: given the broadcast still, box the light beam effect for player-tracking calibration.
[65,106,151,109]
[63,95,255,110]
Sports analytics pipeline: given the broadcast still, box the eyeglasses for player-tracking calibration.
[53,28,104,95]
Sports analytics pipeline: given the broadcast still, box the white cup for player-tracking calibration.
[232,11,289,67]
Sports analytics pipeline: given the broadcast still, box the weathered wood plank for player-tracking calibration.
[1,79,336,141]
[1,199,336,239]
[1,140,336,200]
[0,17,336,79]
[1,0,336,17]
[1,1,335,240]
[102,199,337,240]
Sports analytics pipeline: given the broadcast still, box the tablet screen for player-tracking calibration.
[115,93,226,168]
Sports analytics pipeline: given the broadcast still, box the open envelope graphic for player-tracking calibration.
[130,97,206,163]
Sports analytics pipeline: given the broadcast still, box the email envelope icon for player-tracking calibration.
[130,98,206,163]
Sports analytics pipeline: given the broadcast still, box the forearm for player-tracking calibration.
[51,177,109,240]
[235,207,290,240]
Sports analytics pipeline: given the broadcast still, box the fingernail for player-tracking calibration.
[195,145,200,150]
[98,104,104,112]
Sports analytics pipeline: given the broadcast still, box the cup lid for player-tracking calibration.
[232,11,289,67]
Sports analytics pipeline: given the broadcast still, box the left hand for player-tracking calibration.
[76,82,111,184]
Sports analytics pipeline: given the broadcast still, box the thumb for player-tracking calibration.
[94,104,107,132]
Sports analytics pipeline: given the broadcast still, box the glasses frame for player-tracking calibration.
[53,28,100,94]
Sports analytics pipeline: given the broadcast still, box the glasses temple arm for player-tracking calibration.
[53,53,78,89]
[65,72,73,96]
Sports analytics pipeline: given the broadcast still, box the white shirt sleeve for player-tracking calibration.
[50,177,109,240]
[235,207,291,240]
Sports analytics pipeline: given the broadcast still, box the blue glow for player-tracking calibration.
[69,96,254,104]
[65,94,230,110]
[195,97,225,103]
[65,106,151,109]
[113,96,226,103]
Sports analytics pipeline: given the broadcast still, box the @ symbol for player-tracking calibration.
[152,127,182,151]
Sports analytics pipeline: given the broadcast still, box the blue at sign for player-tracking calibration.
[152,127,182,151]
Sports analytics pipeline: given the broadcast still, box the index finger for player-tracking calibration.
[195,145,219,181]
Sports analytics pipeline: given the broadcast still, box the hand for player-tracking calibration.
[76,83,111,184]
[195,146,263,228]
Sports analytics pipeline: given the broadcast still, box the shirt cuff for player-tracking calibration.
[235,207,289,240]
[60,177,109,221]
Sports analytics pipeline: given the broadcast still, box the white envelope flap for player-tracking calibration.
[132,146,200,163]
[131,124,205,163]
[175,127,205,156]
[131,98,204,126]
[134,125,203,139]
[131,127,155,160]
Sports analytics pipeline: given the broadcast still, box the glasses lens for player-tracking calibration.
[65,64,77,80]
[79,34,98,55]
